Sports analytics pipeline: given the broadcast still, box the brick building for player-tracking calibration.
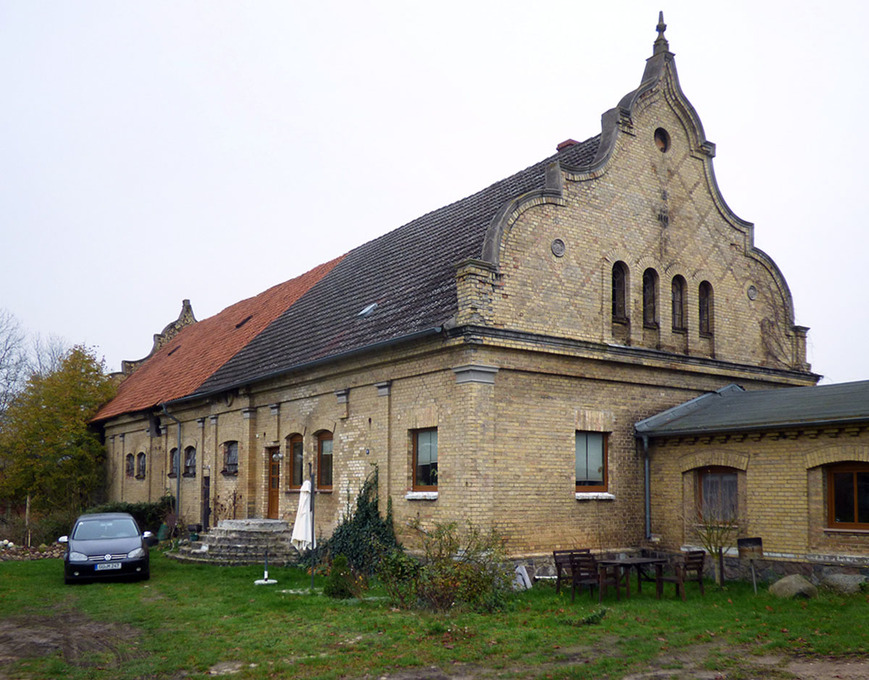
[94,17,866,571]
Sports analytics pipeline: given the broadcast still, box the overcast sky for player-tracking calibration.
[1,1,867,385]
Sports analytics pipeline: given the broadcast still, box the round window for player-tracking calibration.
[654,128,670,153]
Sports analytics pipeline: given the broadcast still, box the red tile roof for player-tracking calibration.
[94,256,343,421]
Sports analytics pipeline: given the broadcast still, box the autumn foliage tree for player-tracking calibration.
[0,345,116,523]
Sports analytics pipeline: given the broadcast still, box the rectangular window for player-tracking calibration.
[289,434,304,489]
[317,432,333,490]
[183,446,196,477]
[413,428,438,491]
[223,441,239,475]
[575,432,607,492]
[698,467,738,522]
[828,464,869,529]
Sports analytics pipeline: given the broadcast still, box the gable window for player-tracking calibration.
[125,453,134,478]
[413,428,438,491]
[223,441,239,475]
[699,281,714,336]
[642,268,658,327]
[168,448,178,478]
[611,262,628,322]
[671,275,687,331]
[289,434,304,489]
[575,431,607,493]
[183,446,196,477]
[827,463,869,529]
[698,467,738,522]
[317,431,333,490]
[136,452,146,479]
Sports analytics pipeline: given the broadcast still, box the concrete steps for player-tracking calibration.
[167,519,301,567]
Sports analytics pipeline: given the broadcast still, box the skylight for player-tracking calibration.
[357,303,378,318]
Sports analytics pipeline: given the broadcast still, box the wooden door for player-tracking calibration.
[267,449,280,519]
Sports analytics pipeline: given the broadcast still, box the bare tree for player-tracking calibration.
[29,333,70,377]
[0,309,28,419]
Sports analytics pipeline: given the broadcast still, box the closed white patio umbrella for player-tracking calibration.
[291,479,316,552]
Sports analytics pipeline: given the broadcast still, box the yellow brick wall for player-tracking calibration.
[649,434,869,563]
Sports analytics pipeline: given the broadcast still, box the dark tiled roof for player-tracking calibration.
[635,381,869,437]
[192,137,600,397]
[94,257,342,421]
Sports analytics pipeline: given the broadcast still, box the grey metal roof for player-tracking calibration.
[635,380,869,437]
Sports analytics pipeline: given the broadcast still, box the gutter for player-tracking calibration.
[640,434,651,540]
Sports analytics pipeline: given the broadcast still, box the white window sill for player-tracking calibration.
[575,492,615,501]
[405,491,438,501]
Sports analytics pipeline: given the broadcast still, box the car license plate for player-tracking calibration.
[95,562,121,571]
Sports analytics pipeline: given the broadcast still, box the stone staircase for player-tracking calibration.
[168,519,301,566]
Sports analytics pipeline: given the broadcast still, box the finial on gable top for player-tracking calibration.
[654,11,669,55]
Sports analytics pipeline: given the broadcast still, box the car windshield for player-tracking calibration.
[72,518,139,540]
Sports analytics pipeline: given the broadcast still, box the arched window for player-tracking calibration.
[222,441,239,475]
[699,281,713,336]
[288,433,304,489]
[611,261,628,321]
[642,268,658,327]
[183,446,196,477]
[136,452,146,479]
[168,448,178,478]
[317,431,333,490]
[125,453,134,478]
[671,275,687,331]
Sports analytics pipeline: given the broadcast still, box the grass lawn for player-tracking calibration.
[0,551,867,679]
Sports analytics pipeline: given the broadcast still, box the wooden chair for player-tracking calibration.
[553,549,589,595]
[570,551,620,603]
[655,550,706,600]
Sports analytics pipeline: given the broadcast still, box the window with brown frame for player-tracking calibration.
[222,441,239,475]
[671,275,687,331]
[827,463,869,529]
[697,466,738,522]
[575,431,607,493]
[289,433,304,489]
[317,431,333,490]
[412,428,438,491]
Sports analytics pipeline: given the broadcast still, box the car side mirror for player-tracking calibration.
[142,531,158,547]
[58,536,68,544]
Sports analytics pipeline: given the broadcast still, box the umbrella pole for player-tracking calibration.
[309,463,315,592]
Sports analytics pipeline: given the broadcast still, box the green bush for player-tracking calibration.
[380,520,514,612]
[323,466,399,575]
[86,495,174,534]
[0,513,71,545]
[323,554,365,599]
[378,548,421,609]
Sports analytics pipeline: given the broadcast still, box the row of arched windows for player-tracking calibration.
[124,452,147,479]
[612,262,713,336]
